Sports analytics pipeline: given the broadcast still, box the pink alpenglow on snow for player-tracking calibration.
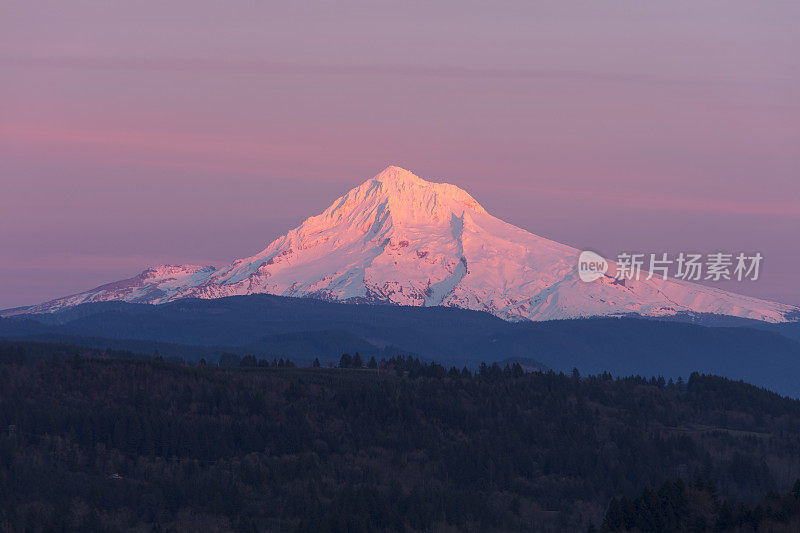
[12,167,798,324]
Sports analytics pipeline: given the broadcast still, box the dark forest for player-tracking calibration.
[2,341,800,531]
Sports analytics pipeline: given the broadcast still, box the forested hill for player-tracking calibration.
[2,341,800,531]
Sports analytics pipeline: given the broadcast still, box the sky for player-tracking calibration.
[1,0,799,309]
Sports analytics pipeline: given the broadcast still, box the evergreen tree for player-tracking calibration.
[218,352,241,367]
[240,355,257,367]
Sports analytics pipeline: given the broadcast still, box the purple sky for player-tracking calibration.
[1,1,799,309]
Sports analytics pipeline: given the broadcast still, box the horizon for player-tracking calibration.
[2,1,799,309]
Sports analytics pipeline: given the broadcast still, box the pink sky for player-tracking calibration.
[1,1,799,309]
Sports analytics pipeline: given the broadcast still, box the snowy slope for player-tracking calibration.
[12,166,798,323]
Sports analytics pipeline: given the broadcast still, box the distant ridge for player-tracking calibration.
[3,295,800,396]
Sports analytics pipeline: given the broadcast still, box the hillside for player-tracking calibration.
[2,341,800,531]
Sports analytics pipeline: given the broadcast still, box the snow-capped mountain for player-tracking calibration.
[12,166,799,323]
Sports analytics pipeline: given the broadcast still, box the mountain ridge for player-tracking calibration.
[9,166,798,323]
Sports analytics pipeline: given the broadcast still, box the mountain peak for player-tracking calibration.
[373,165,423,185]
[365,166,487,218]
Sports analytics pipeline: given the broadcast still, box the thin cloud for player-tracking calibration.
[0,55,713,86]
[518,183,800,219]
[0,252,221,272]
[3,123,796,220]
